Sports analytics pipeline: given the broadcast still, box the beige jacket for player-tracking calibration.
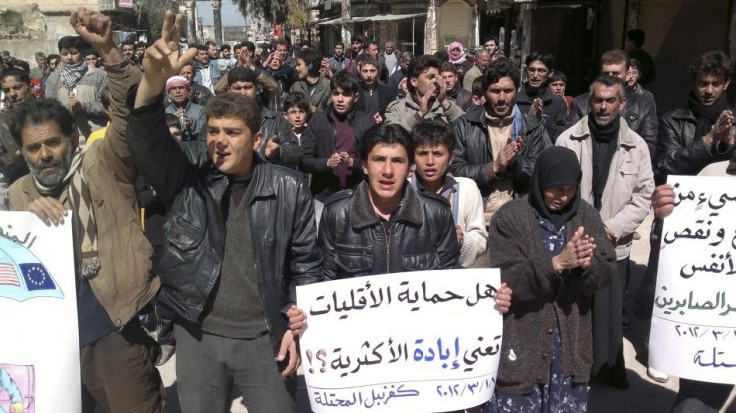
[385,94,464,132]
[556,116,654,260]
[10,58,158,328]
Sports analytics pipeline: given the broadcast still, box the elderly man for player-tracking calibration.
[557,75,654,390]
[8,9,163,411]
[380,41,401,76]
[463,49,492,92]
[164,75,206,141]
[567,50,657,163]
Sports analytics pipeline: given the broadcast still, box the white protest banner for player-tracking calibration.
[650,175,736,384]
[0,212,80,412]
[297,268,502,413]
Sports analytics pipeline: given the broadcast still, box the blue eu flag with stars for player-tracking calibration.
[19,263,57,291]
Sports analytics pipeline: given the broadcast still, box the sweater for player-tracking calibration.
[488,197,616,394]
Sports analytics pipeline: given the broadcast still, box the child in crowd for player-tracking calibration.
[408,120,488,267]
[548,71,573,110]
[282,91,310,146]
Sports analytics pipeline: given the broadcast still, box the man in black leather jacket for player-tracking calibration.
[566,50,658,163]
[636,50,735,410]
[450,57,551,224]
[320,123,460,278]
[127,20,322,412]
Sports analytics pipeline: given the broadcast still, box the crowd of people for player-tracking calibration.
[0,7,733,413]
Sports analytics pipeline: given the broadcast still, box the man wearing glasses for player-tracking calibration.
[516,51,568,142]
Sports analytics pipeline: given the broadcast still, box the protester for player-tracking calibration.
[45,35,108,142]
[354,54,395,122]
[516,52,568,142]
[450,57,551,225]
[8,9,163,411]
[557,75,654,389]
[300,72,375,218]
[385,54,464,131]
[282,91,310,145]
[291,49,331,113]
[408,120,487,267]
[127,12,321,412]
[164,75,206,140]
[484,146,616,412]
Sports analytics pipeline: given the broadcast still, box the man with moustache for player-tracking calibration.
[557,75,653,390]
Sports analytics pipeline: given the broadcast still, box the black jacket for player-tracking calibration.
[300,107,376,201]
[354,82,396,118]
[515,86,568,143]
[448,84,475,113]
[258,106,300,169]
[450,107,552,197]
[567,90,658,162]
[127,96,322,354]
[320,181,460,279]
[190,83,214,106]
[654,107,736,184]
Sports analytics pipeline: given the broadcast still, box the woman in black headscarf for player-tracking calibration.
[483,147,616,413]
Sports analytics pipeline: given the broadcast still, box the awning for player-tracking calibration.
[313,12,426,26]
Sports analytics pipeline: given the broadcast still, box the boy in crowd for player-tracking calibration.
[408,120,487,267]
[549,70,573,110]
[353,55,395,123]
[282,91,310,145]
[299,72,375,220]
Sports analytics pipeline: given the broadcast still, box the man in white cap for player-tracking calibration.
[164,75,206,140]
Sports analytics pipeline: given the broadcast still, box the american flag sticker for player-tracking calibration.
[0,263,20,287]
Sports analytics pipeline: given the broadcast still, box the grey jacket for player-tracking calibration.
[290,75,332,112]
[45,66,108,140]
[556,116,654,260]
[165,99,207,141]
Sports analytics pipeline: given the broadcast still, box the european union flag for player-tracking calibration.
[19,263,57,291]
[0,236,64,301]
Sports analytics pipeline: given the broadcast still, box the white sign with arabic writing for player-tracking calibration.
[650,175,736,384]
[0,211,81,412]
[297,268,502,412]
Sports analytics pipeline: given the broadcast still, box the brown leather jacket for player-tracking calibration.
[9,58,159,328]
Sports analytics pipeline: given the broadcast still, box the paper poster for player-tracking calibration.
[297,269,503,412]
[0,212,81,412]
[649,175,736,384]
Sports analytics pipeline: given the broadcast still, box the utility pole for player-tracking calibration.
[341,0,352,46]
[212,0,223,44]
[184,0,197,43]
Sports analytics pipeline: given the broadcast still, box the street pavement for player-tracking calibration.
[157,213,736,412]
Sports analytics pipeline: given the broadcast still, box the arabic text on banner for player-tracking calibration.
[297,268,503,412]
[650,175,736,384]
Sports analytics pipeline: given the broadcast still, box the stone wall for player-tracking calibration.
[0,5,81,65]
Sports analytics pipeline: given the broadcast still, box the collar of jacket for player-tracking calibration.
[516,85,553,105]
[403,94,442,112]
[349,181,424,229]
[326,105,360,123]
[671,107,697,123]
[204,153,275,202]
[570,115,636,147]
[20,172,70,204]
[166,99,193,111]
[261,106,278,119]
[465,105,542,131]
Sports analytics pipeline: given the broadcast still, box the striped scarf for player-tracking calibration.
[59,60,88,91]
[35,146,99,279]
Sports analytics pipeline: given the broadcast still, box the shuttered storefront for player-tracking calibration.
[635,0,730,113]
[438,0,474,48]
